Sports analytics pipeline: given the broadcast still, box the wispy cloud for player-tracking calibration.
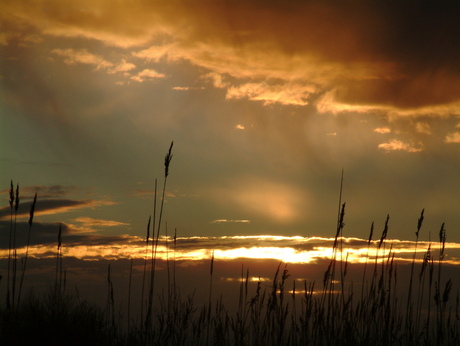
[52,48,114,70]
[445,132,460,144]
[172,86,204,91]
[0,184,78,200]
[210,219,250,224]
[2,234,460,266]
[374,127,391,134]
[109,59,136,74]
[130,68,166,82]
[378,139,423,153]
[0,199,116,221]
[4,1,460,122]
[226,82,314,106]
[72,217,129,227]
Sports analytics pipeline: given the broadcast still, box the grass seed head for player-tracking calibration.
[164,141,174,178]
[9,180,14,208]
[15,184,20,212]
[28,193,37,226]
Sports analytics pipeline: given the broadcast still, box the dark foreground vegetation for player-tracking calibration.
[2,144,459,345]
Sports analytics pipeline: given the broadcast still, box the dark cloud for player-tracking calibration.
[0,184,78,200]
[185,1,460,109]
[4,1,460,111]
[0,197,115,221]
[0,220,133,249]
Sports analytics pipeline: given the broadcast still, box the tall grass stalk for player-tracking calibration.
[6,181,14,309]
[361,221,374,300]
[146,141,174,331]
[17,193,37,305]
[140,216,150,323]
[127,257,133,333]
[206,250,214,345]
[54,224,64,301]
[405,208,424,334]
[9,184,19,310]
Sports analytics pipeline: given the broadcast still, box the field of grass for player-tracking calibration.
[2,144,459,345]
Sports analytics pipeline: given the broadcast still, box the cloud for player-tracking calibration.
[226,82,314,106]
[109,59,136,74]
[0,198,116,221]
[172,86,204,91]
[210,219,250,224]
[51,48,113,70]
[374,127,391,134]
[235,124,245,130]
[0,184,78,200]
[445,132,460,144]
[131,69,166,82]
[415,122,431,135]
[3,232,459,265]
[378,139,423,153]
[202,72,227,89]
[5,1,460,112]
[72,217,129,227]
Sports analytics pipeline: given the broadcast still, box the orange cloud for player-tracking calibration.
[226,82,314,106]
[131,69,166,82]
[51,48,113,70]
[72,217,129,227]
[445,132,460,144]
[378,139,423,153]
[0,199,117,221]
[3,0,460,136]
[374,127,391,134]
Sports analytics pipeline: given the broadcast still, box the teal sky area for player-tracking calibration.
[2,1,460,245]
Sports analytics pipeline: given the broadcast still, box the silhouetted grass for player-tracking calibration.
[2,146,460,345]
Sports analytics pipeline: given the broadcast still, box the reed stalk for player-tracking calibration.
[146,141,173,331]
[127,257,133,333]
[405,208,424,333]
[9,184,19,310]
[17,193,37,305]
[54,224,63,297]
[6,181,14,309]
[140,216,151,324]
[206,250,214,345]
[361,221,374,300]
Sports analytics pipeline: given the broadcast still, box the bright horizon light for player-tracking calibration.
[2,235,460,266]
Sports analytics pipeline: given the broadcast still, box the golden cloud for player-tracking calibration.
[445,132,460,144]
[72,217,129,227]
[374,127,391,134]
[378,139,423,153]
[130,68,166,82]
[3,1,460,119]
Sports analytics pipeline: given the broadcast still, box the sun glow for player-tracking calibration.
[2,235,460,265]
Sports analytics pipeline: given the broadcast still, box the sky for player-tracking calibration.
[2,0,460,258]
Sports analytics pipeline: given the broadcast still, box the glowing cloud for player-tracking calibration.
[374,127,391,134]
[378,139,423,153]
[445,132,460,144]
[210,219,250,224]
[51,48,113,70]
[73,217,129,227]
[226,83,313,106]
[131,69,166,82]
[2,235,460,266]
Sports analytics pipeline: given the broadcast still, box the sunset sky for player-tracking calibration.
[2,0,460,259]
